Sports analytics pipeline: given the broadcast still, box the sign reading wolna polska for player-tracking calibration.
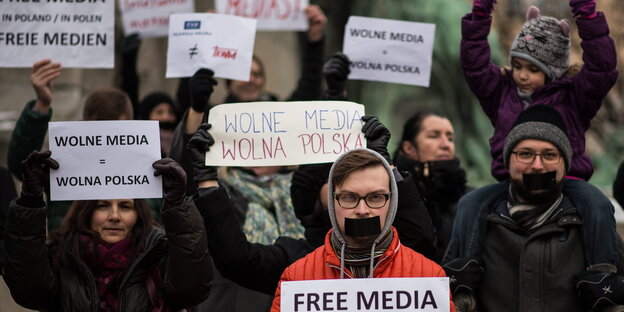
[48,121,162,201]
[343,16,436,87]
[215,0,308,31]
[206,101,365,167]
[0,0,114,68]
[119,0,194,38]
[166,13,257,80]
[281,277,450,312]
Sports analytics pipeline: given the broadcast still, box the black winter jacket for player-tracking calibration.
[4,197,213,311]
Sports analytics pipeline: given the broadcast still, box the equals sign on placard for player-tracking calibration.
[99,159,106,164]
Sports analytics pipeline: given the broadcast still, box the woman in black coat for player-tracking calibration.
[4,151,212,311]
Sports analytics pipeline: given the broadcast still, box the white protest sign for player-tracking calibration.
[0,1,114,68]
[343,16,436,87]
[281,277,450,312]
[119,0,195,38]
[166,13,256,80]
[206,101,365,166]
[48,121,162,201]
[215,0,308,31]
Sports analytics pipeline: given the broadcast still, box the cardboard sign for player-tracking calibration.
[281,277,450,312]
[206,101,365,166]
[48,121,162,201]
[166,13,256,80]
[343,16,436,87]
[215,0,308,31]
[119,0,195,38]
[0,0,115,68]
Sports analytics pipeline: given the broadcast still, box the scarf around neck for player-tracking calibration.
[330,229,393,278]
[82,236,134,312]
[221,168,305,244]
[508,188,563,230]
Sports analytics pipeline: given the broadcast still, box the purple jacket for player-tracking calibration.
[461,12,618,181]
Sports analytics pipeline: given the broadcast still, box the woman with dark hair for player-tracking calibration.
[4,151,213,311]
[393,111,470,262]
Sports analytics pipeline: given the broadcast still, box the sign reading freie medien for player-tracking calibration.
[0,0,115,68]
[280,277,450,312]
[206,101,365,166]
[343,16,436,87]
[49,121,162,201]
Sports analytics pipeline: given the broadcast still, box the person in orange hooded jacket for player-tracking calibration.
[271,148,455,312]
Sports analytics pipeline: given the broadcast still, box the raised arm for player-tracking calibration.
[4,151,59,309]
[152,158,213,308]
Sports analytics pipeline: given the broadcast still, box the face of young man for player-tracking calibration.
[508,139,565,203]
[334,165,390,247]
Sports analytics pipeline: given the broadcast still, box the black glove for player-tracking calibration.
[153,158,187,208]
[323,52,350,100]
[120,33,141,56]
[573,271,624,311]
[442,257,485,295]
[291,163,331,220]
[186,123,218,183]
[189,68,217,113]
[21,150,59,198]
[361,115,392,165]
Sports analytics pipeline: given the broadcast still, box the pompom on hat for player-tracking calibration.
[509,6,571,81]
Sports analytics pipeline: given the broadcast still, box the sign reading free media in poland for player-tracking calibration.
[0,0,114,68]
[280,277,450,312]
[49,121,162,201]
[343,16,436,87]
[206,101,365,167]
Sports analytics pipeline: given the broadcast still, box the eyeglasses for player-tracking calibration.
[511,150,561,165]
[334,193,391,209]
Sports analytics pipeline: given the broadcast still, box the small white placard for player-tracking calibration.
[48,121,162,201]
[0,1,115,68]
[343,16,436,87]
[119,0,195,38]
[166,13,256,80]
[206,101,365,166]
[281,277,450,312]
[215,0,308,31]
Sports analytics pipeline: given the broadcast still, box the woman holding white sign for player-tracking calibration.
[4,151,213,311]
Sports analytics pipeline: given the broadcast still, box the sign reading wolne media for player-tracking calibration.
[166,13,256,80]
[49,121,163,201]
[0,0,114,68]
[119,0,194,38]
[206,101,365,166]
[215,0,309,31]
[280,277,450,312]
[343,16,436,87]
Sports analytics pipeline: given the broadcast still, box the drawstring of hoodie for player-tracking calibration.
[368,242,377,278]
[340,243,346,279]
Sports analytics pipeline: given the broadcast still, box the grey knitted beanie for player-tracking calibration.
[503,105,572,170]
[510,6,571,81]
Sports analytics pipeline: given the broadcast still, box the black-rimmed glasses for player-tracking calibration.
[511,151,561,165]
[334,193,391,209]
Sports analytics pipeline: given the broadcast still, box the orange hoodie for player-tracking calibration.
[271,227,456,312]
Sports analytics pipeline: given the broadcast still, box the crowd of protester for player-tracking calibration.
[2,0,624,311]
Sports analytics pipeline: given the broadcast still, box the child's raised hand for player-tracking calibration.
[569,0,596,18]
[472,0,497,17]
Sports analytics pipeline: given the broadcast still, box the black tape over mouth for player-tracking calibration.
[344,216,381,237]
[523,171,557,191]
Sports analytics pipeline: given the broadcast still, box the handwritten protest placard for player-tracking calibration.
[281,277,450,312]
[0,0,114,68]
[215,0,308,31]
[49,121,162,201]
[206,101,365,166]
[166,13,256,80]
[343,16,436,87]
[119,0,194,38]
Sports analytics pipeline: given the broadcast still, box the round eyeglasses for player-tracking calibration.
[511,151,561,165]
[334,193,391,209]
